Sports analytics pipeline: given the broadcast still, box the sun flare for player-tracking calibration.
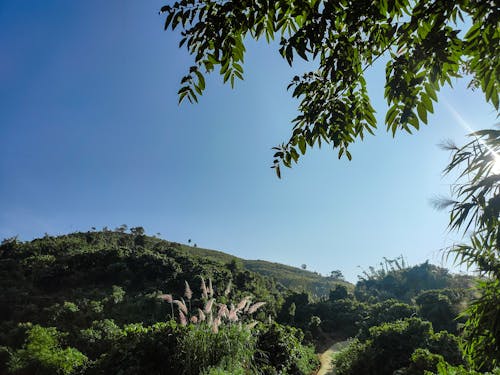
[492,154,500,175]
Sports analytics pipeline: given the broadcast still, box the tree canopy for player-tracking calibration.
[161,0,499,176]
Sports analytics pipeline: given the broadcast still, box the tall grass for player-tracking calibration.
[179,324,255,374]
[157,277,266,374]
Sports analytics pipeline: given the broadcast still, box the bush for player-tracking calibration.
[179,323,255,375]
[76,319,124,359]
[416,290,459,333]
[334,318,464,375]
[255,323,319,375]
[433,361,500,375]
[8,325,87,375]
[394,348,444,375]
[88,321,181,375]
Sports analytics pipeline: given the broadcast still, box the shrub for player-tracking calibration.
[334,318,464,375]
[8,325,87,375]
[416,290,458,333]
[180,323,255,374]
[76,319,124,359]
[433,361,500,375]
[394,348,444,375]
[255,323,319,375]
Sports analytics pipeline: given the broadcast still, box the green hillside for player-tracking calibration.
[0,230,491,374]
[0,230,321,374]
[180,244,352,297]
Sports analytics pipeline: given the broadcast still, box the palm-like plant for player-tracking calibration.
[439,128,500,371]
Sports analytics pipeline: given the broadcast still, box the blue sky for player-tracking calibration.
[1,1,497,282]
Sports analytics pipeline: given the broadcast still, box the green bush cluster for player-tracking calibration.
[7,325,87,375]
[1,320,317,375]
[334,318,464,375]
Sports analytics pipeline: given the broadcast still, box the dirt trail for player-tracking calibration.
[316,340,350,375]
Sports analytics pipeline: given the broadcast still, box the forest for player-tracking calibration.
[0,229,497,374]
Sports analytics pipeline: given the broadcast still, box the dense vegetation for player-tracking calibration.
[1,229,497,374]
[181,244,351,296]
[0,230,319,374]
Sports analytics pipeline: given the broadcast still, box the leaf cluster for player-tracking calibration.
[162,0,499,176]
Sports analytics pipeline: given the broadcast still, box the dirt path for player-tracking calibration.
[316,340,350,375]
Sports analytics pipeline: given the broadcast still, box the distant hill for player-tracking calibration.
[180,244,352,297]
[0,230,286,327]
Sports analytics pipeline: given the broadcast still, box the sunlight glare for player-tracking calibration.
[444,98,500,175]
[493,154,500,175]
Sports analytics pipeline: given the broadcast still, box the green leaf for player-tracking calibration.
[194,70,206,91]
[274,165,281,178]
[298,137,306,154]
[385,105,398,127]
[424,83,438,101]
[417,103,428,124]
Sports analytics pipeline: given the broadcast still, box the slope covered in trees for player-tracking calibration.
[1,230,495,374]
[181,243,351,296]
[0,230,319,374]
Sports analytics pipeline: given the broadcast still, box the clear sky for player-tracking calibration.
[1,1,497,282]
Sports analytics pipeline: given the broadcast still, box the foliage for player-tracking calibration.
[7,325,87,375]
[416,289,464,333]
[0,231,323,374]
[357,299,416,339]
[0,230,485,374]
[394,348,444,375]
[313,297,368,338]
[460,278,500,371]
[333,318,464,375]
[161,0,499,176]
[89,321,257,375]
[329,284,349,301]
[329,270,345,281]
[182,244,352,297]
[177,243,352,298]
[83,319,317,375]
[76,319,125,360]
[255,323,319,375]
[0,231,283,332]
[180,324,255,374]
[433,361,500,375]
[355,260,473,302]
[87,321,184,375]
[440,129,500,371]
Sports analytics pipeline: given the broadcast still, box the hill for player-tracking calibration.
[0,230,322,374]
[180,244,352,297]
[0,229,485,375]
[0,230,286,325]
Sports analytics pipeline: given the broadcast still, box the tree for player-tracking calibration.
[130,226,145,236]
[439,128,500,370]
[329,269,345,281]
[116,224,128,233]
[415,290,457,333]
[161,0,499,177]
[329,284,348,301]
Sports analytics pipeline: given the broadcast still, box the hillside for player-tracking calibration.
[0,230,286,325]
[0,230,488,375]
[0,229,349,329]
[180,244,352,297]
[0,230,322,374]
